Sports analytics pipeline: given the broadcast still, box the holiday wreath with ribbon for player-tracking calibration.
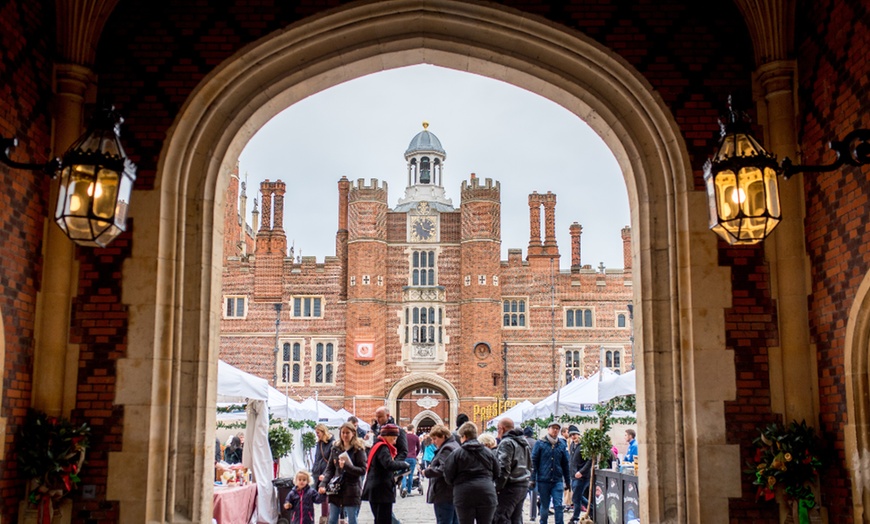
[16,409,90,524]
[747,420,825,524]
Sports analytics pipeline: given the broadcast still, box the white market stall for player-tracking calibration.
[523,369,617,420]
[485,399,534,429]
[598,369,637,402]
[216,360,278,524]
[300,397,346,426]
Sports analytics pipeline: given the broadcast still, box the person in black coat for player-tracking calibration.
[361,424,410,524]
[567,425,592,523]
[423,424,460,524]
[318,422,368,524]
[443,421,501,524]
[224,435,243,464]
[312,424,335,522]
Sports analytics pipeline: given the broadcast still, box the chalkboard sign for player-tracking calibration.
[606,475,622,523]
[594,474,607,524]
[623,476,640,523]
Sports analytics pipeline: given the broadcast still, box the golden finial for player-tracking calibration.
[422,121,429,129]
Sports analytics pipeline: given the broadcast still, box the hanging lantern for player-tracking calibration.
[54,104,137,247]
[704,106,781,245]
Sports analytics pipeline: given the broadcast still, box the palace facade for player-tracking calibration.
[219,125,633,428]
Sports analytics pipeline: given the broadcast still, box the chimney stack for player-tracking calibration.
[570,222,582,271]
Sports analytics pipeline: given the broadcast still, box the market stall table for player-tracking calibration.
[213,483,258,524]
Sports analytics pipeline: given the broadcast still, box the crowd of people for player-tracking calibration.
[277,406,638,524]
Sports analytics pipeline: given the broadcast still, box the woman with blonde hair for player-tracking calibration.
[477,433,497,450]
[423,424,460,524]
[318,422,368,524]
[312,423,334,522]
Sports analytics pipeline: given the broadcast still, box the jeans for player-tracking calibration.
[328,503,360,524]
[403,458,417,492]
[537,481,564,524]
[570,478,589,521]
[433,502,460,524]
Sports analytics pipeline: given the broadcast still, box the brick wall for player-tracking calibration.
[86,0,759,521]
[799,0,870,521]
[0,1,53,520]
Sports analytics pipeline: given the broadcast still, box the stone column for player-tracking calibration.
[31,63,92,418]
[757,60,817,424]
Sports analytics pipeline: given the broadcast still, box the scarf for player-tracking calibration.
[366,437,397,471]
[546,434,559,446]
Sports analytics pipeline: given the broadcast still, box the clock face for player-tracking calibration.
[356,342,374,360]
[411,217,436,242]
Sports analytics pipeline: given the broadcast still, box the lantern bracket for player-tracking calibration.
[781,129,870,179]
[0,138,61,176]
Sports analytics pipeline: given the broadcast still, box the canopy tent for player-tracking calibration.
[485,399,534,429]
[522,369,617,420]
[299,397,346,426]
[216,360,276,524]
[335,408,371,432]
[598,370,637,402]
[267,387,318,421]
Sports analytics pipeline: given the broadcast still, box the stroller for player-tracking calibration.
[398,463,424,498]
[273,477,294,524]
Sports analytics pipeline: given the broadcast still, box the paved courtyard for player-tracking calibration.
[355,477,541,524]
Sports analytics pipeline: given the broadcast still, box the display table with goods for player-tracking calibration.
[213,482,258,524]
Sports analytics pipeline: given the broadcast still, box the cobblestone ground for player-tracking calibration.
[354,477,541,524]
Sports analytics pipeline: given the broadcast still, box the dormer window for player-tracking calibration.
[420,157,431,184]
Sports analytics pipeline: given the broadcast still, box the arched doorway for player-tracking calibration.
[386,373,460,431]
[411,410,443,435]
[119,1,736,521]
[845,270,870,519]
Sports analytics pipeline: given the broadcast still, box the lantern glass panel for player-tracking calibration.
[93,168,119,219]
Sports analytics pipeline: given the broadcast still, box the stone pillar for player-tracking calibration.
[757,60,817,424]
[31,63,92,418]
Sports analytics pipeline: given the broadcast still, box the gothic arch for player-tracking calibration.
[118,1,736,522]
[844,270,870,520]
[386,372,460,427]
[411,409,443,430]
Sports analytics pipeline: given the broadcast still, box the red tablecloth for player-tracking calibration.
[213,483,258,524]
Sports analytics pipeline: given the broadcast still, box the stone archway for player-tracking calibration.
[844,270,870,520]
[118,1,736,522]
[411,409,443,432]
[387,373,460,429]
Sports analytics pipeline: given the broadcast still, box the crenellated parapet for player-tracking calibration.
[348,178,389,203]
[460,174,501,201]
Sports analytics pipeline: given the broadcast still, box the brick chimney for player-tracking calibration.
[621,226,632,270]
[570,222,582,271]
[542,191,557,254]
[528,193,542,256]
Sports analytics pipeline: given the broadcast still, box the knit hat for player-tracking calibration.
[380,424,400,437]
[568,425,581,436]
[523,426,534,438]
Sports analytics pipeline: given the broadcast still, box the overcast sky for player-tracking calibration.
[238,64,630,270]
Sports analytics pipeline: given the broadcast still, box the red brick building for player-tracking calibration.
[220,125,633,428]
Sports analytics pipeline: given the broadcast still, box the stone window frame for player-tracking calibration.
[564,346,585,384]
[604,347,622,372]
[223,295,247,319]
[404,305,443,345]
[502,298,528,328]
[616,311,628,328]
[565,307,595,328]
[410,249,438,287]
[278,338,305,385]
[311,339,338,385]
[292,295,324,318]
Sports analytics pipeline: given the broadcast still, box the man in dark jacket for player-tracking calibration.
[443,421,501,524]
[567,425,591,523]
[494,417,531,524]
[531,421,571,524]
